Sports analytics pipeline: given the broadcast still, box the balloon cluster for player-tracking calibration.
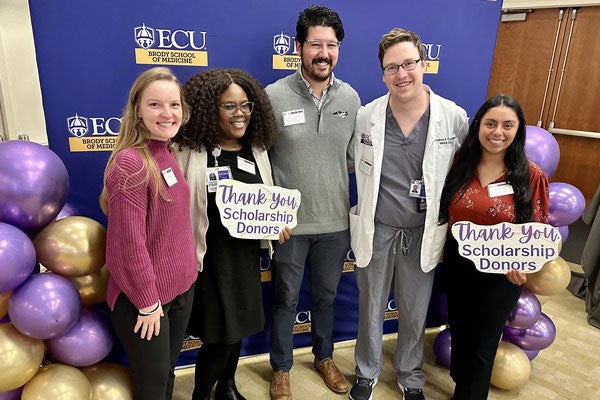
[432,126,586,391]
[0,141,132,399]
[525,125,586,240]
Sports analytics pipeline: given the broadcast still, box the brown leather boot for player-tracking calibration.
[270,370,292,400]
[313,357,349,394]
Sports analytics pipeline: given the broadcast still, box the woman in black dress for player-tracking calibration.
[173,68,290,400]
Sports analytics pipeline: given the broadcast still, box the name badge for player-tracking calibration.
[161,167,178,187]
[359,158,372,175]
[409,179,426,198]
[206,166,232,193]
[282,109,305,126]
[434,136,456,148]
[487,182,514,198]
[237,156,256,175]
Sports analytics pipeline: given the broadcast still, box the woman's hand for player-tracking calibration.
[506,270,527,286]
[278,226,292,244]
[134,302,164,340]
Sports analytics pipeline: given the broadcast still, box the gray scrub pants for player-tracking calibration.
[354,222,434,389]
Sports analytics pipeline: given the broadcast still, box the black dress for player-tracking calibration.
[187,148,264,344]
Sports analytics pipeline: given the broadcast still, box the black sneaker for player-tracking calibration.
[349,377,376,400]
[403,387,425,400]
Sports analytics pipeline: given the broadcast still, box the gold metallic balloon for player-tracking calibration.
[22,363,92,400]
[34,216,106,278]
[525,256,571,296]
[534,293,551,305]
[81,362,133,400]
[67,266,109,307]
[0,290,11,319]
[491,341,531,390]
[0,323,45,392]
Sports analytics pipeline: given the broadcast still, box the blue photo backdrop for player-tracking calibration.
[29,0,502,366]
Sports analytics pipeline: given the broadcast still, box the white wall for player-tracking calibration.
[0,0,47,144]
[503,0,600,9]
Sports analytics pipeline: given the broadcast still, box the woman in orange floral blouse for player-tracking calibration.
[438,94,549,400]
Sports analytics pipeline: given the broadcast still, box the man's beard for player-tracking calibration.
[302,57,333,82]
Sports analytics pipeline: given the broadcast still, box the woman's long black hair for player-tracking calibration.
[438,94,533,224]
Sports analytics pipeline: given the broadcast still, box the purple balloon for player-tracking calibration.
[0,222,36,292]
[522,348,540,361]
[0,140,69,236]
[46,307,114,367]
[433,328,452,369]
[556,225,569,244]
[506,289,541,330]
[524,125,560,179]
[500,338,540,360]
[54,202,81,221]
[502,313,556,351]
[548,182,586,227]
[0,386,23,400]
[8,273,81,339]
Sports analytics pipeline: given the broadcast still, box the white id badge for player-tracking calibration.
[206,166,232,193]
[409,179,426,198]
[161,167,178,187]
[358,158,372,175]
[237,156,256,175]
[282,109,306,126]
[487,182,514,197]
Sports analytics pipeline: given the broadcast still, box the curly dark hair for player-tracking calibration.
[439,94,533,224]
[172,68,277,154]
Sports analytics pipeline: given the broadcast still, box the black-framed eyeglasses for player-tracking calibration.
[219,101,254,115]
[382,59,422,76]
[305,39,341,51]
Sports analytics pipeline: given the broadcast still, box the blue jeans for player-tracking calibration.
[269,230,349,371]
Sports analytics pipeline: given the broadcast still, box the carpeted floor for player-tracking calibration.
[173,262,600,400]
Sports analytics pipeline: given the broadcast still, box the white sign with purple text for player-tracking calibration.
[215,179,300,240]
[451,221,561,274]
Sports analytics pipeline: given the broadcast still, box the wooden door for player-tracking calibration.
[487,7,600,204]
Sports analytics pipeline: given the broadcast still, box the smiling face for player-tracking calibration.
[138,80,183,141]
[296,25,339,85]
[218,83,250,148]
[381,41,426,105]
[478,105,519,157]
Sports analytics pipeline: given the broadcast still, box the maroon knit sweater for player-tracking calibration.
[105,139,197,310]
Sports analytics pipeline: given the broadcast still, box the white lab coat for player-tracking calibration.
[349,86,468,271]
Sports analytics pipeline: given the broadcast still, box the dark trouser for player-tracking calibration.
[110,286,194,400]
[269,230,349,371]
[192,340,242,399]
[443,237,522,400]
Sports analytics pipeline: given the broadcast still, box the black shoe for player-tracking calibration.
[349,377,376,400]
[215,379,247,400]
[403,387,425,400]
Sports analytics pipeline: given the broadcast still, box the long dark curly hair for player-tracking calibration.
[172,68,277,154]
[439,94,533,224]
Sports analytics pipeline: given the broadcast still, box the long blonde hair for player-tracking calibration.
[99,67,189,215]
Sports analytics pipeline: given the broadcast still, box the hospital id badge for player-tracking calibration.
[206,166,231,193]
[409,179,426,198]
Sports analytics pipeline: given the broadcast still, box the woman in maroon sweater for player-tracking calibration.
[99,67,197,400]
